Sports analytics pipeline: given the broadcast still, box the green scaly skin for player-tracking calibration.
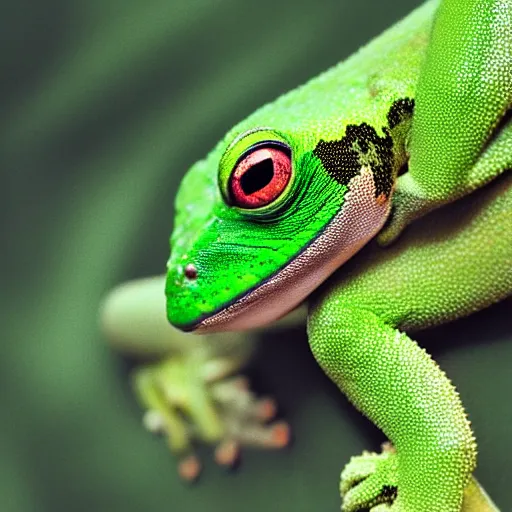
[165,1,433,328]
[102,0,511,509]
[309,173,511,511]
[379,0,512,243]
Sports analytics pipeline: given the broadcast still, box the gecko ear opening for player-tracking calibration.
[397,161,409,177]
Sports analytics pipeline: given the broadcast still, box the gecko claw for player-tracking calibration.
[214,440,241,468]
[178,454,202,482]
[255,397,278,421]
[268,421,291,448]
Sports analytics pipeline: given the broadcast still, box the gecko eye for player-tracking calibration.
[228,144,292,209]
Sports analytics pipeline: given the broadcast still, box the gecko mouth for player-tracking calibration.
[177,167,390,334]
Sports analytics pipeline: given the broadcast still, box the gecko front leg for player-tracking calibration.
[101,277,293,480]
[379,0,512,244]
[308,305,476,511]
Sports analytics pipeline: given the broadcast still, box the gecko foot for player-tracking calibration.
[133,355,290,482]
[340,443,499,512]
[340,443,398,512]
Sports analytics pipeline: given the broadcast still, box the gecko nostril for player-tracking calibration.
[184,263,198,280]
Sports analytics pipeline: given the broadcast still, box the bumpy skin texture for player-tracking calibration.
[309,173,511,511]
[164,0,511,508]
[103,0,511,508]
[165,1,437,329]
[380,0,512,243]
[305,3,511,507]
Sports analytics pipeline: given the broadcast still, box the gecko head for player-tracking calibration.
[165,119,396,333]
[164,79,414,333]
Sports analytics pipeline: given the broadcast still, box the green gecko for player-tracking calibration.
[101,0,512,510]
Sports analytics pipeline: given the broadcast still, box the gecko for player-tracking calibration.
[101,0,512,510]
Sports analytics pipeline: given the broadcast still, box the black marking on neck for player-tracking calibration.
[313,123,394,198]
[313,98,415,198]
[387,97,415,129]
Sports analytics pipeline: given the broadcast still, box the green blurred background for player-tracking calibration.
[3,0,511,510]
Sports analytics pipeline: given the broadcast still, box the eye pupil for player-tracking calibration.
[240,158,274,195]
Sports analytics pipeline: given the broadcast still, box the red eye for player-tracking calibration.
[229,145,292,209]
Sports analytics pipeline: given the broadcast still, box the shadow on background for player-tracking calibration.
[3,0,510,510]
